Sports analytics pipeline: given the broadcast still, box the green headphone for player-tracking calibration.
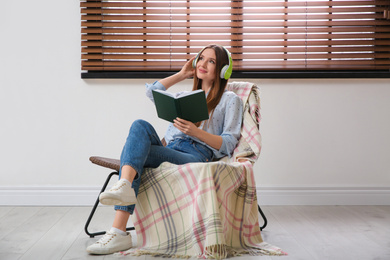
[192,45,233,80]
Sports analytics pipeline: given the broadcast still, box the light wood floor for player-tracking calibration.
[0,206,389,260]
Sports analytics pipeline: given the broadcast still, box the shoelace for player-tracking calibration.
[109,181,127,192]
[96,231,116,245]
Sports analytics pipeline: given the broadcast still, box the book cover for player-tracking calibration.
[152,89,209,123]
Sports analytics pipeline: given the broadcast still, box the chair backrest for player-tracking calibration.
[223,81,262,164]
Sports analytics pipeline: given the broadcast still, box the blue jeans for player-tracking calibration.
[115,119,213,214]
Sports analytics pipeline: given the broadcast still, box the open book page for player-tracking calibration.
[153,89,204,99]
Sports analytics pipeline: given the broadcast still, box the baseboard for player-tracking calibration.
[0,186,389,206]
[257,186,390,205]
[0,186,101,206]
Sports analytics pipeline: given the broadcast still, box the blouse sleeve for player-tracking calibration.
[145,81,167,102]
[216,94,243,158]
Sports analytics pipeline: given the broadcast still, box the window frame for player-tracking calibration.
[81,0,390,79]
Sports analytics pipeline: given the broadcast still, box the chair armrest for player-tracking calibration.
[89,156,120,171]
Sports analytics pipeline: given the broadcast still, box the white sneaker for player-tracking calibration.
[86,230,132,255]
[99,179,137,206]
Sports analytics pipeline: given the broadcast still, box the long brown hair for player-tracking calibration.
[192,44,230,126]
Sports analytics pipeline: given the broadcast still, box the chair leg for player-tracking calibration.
[258,204,267,231]
[84,171,135,238]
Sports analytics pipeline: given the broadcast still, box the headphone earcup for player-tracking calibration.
[220,65,229,79]
[192,57,198,68]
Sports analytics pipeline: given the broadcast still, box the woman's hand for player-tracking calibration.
[179,56,196,79]
[173,117,199,137]
[158,56,196,90]
[174,117,223,150]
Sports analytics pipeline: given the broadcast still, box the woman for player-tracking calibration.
[87,44,243,255]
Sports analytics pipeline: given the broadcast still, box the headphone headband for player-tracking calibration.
[192,45,233,80]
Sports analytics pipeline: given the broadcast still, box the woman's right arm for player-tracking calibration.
[145,57,195,102]
[159,57,195,90]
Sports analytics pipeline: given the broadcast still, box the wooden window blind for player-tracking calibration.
[81,0,390,78]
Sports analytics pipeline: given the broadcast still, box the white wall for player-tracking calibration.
[1,0,389,205]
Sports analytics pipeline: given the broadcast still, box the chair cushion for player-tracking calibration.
[89,156,120,171]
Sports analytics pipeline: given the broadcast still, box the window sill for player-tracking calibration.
[81,71,390,79]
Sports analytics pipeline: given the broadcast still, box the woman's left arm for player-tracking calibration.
[173,94,243,153]
[173,118,223,150]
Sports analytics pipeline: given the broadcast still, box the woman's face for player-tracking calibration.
[196,48,217,83]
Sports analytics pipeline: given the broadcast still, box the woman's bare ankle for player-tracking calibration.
[120,165,137,182]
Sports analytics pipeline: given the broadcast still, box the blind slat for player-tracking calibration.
[82,46,390,53]
[81,27,390,34]
[81,40,390,47]
[80,0,390,8]
[82,33,390,41]
[82,53,390,60]
[82,7,382,15]
[82,14,384,23]
[81,20,390,28]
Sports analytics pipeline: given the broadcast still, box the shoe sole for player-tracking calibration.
[99,193,137,206]
[87,243,132,255]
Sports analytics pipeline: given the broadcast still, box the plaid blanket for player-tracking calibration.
[120,82,285,258]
